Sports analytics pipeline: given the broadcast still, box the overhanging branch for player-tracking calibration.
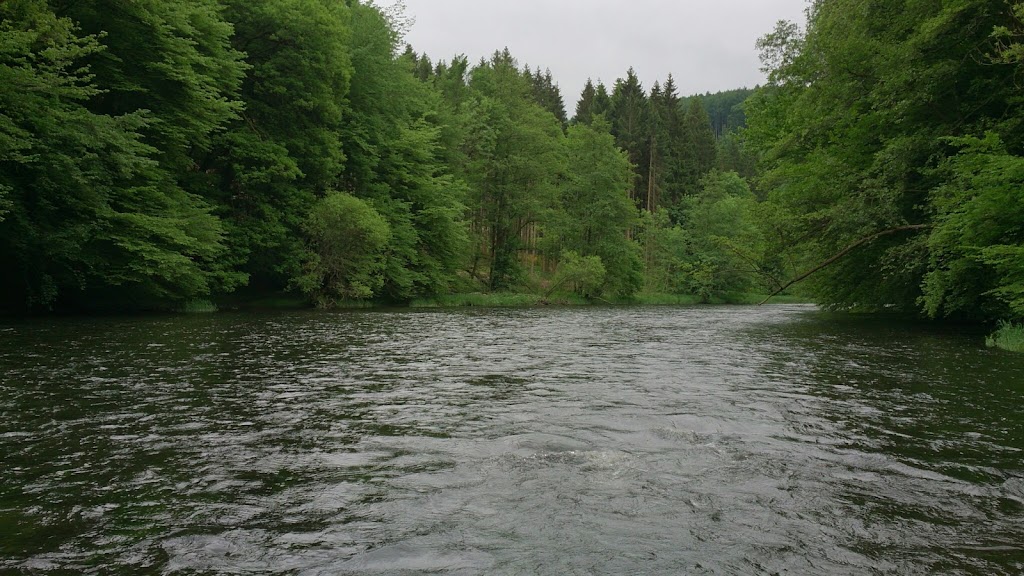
[759,224,931,305]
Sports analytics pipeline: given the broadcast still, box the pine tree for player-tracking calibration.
[527,66,568,128]
[574,79,597,125]
[608,68,648,204]
[593,82,611,118]
[673,96,718,221]
[653,75,690,215]
[415,52,434,81]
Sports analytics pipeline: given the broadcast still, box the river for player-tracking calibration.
[1,305,1022,574]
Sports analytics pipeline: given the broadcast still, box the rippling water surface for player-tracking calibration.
[1,305,1023,574]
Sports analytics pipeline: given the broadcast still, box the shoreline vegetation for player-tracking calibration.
[406,292,813,309]
[1,1,1022,351]
[986,322,1024,353]
[177,291,814,314]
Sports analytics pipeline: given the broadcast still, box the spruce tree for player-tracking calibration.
[673,96,718,221]
[593,82,612,118]
[608,68,648,204]
[574,79,597,125]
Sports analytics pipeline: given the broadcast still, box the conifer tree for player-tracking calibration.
[574,79,598,125]
[673,97,718,220]
[527,66,568,128]
[593,82,612,118]
[608,68,648,203]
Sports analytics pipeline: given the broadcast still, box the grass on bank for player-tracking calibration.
[174,299,218,314]
[410,292,580,308]
[986,321,1024,352]
[613,292,811,305]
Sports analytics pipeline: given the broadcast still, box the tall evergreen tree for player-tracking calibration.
[673,96,718,219]
[526,66,568,128]
[608,68,648,204]
[690,88,754,137]
[593,82,612,118]
[573,79,598,125]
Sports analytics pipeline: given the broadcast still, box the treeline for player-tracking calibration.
[4,0,1022,326]
[0,0,763,312]
[746,0,1024,323]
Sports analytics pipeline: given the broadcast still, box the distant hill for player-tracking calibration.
[683,88,755,138]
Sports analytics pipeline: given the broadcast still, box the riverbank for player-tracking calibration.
[406,292,813,309]
[0,291,814,318]
[987,321,1024,353]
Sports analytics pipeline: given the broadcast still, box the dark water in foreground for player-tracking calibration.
[1,305,1022,575]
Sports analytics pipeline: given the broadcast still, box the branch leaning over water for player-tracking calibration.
[759,224,931,305]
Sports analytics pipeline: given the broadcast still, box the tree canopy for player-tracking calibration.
[746,0,1024,321]
[3,0,1018,323]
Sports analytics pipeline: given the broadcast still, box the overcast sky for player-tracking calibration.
[377,0,810,106]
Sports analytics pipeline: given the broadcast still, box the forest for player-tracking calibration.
[1,0,1022,334]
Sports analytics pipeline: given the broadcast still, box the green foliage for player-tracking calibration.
[688,88,754,138]
[464,50,566,290]
[11,0,1017,323]
[922,134,1024,319]
[986,321,1024,352]
[296,192,391,305]
[549,120,643,297]
[553,250,607,298]
[647,77,685,214]
[641,211,692,295]
[177,300,218,314]
[991,2,1024,65]
[57,0,247,173]
[0,0,240,310]
[525,66,568,127]
[746,0,1024,320]
[674,98,718,213]
[608,68,648,202]
[643,171,764,301]
[573,79,598,125]
[210,0,353,290]
[339,2,468,301]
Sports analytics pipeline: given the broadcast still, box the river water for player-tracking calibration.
[1,305,1022,575]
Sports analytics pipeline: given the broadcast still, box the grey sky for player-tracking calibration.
[379,0,809,108]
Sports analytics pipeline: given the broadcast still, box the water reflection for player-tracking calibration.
[1,306,1022,574]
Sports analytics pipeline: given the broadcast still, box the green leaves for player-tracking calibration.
[338,1,468,301]
[923,134,1024,318]
[0,0,239,310]
[552,251,606,298]
[747,0,1024,319]
[550,120,642,297]
[297,192,391,305]
[644,171,765,301]
[463,51,566,290]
